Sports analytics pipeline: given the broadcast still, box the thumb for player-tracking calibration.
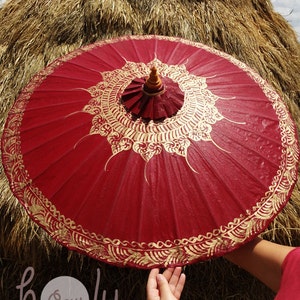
[157,274,173,299]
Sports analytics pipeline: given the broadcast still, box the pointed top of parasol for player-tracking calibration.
[143,66,164,95]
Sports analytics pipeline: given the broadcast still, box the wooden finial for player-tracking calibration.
[144,67,162,91]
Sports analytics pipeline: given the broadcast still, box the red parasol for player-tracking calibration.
[1,35,299,268]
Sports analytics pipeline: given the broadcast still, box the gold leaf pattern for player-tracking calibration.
[83,59,223,164]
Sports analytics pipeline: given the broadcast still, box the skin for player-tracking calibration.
[146,238,296,299]
[147,267,186,300]
[224,237,295,292]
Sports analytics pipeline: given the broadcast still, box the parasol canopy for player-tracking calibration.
[1,35,299,268]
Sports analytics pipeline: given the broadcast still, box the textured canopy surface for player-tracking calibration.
[1,35,298,268]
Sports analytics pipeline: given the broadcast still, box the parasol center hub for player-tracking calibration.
[143,67,165,95]
[120,66,184,122]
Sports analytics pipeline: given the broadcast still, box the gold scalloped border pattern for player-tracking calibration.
[83,58,224,164]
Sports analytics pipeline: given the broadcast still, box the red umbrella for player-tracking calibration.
[1,35,299,268]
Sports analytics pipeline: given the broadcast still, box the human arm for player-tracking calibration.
[224,237,295,292]
[146,267,186,300]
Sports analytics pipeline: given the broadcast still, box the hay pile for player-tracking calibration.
[0,0,299,299]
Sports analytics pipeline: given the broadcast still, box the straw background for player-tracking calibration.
[0,0,299,299]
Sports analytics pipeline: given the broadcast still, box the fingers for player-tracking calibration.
[147,267,186,300]
[174,272,186,299]
[147,268,160,289]
[157,273,174,299]
[162,267,175,281]
[167,267,183,288]
[162,267,183,287]
[146,268,160,299]
[159,267,186,299]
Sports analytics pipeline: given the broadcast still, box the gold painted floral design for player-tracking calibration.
[83,59,223,163]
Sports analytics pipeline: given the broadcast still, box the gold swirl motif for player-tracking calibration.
[1,35,299,268]
[83,59,223,165]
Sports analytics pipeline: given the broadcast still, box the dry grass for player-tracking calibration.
[0,0,299,299]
